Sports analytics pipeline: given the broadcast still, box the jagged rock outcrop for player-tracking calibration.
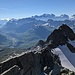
[46,29,68,46]
[0,47,60,75]
[36,40,45,47]
[0,46,75,75]
[59,25,75,40]
[46,24,75,44]
[46,24,75,52]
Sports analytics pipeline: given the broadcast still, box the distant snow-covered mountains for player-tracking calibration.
[0,19,8,28]
[0,19,8,24]
[0,14,75,48]
[32,14,75,21]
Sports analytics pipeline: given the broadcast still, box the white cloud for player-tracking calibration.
[0,18,10,21]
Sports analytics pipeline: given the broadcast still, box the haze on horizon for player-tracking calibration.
[0,0,75,19]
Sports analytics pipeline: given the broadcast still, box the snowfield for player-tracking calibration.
[52,45,75,72]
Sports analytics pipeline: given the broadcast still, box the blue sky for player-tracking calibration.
[0,0,75,19]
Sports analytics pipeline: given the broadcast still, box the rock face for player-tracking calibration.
[0,46,75,75]
[59,25,75,40]
[46,29,68,46]
[36,40,45,47]
[0,24,75,75]
[0,48,56,75]
[47,24,75,44]
[46,24,75,52]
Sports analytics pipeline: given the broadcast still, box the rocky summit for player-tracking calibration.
[46,24,75,52]
[0,24,75,75]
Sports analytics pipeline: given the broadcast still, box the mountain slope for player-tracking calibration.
[52,45,75,72]
[46,24,75,47]
[0,34,9,46]
[15,26,51,48]
[44,24,75,72]
[1,18,45,32]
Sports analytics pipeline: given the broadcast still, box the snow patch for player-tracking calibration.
[52,45,75,72]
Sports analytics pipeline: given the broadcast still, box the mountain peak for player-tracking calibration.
[59,24,75,40]
[46,24,75,50]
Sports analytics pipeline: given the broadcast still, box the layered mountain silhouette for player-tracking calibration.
[0,20,8,25]
[0,34,8,45]
[2,18,45,32]
[32,14,75,21]
[0,16,75,48]
[1,17,75,33]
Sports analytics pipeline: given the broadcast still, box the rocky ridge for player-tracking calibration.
[46,24,75,52]
[0,24,75,75]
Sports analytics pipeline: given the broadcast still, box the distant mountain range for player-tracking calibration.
[0,13,75,28]
[31,14,75,21]
[0,20,8,28]
[0,19,8,24]
[1,17,75,33]
[0,14,75,48]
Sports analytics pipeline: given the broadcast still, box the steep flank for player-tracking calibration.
[0,34,8,45]
[46,24,75,52]
[46,29,68,46]
[59,24,75,40]
[0,45,75,75]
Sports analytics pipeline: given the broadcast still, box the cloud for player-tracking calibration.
[0,18,10,21]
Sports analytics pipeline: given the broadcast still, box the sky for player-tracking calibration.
[0,0,75,19]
